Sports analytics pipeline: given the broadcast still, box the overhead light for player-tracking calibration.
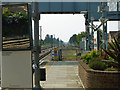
[97,6,102,13]
[80,11,87,14]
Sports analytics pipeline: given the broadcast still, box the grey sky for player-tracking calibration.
[108,21,119,31]
[37,14,119,42]
[39,14,85,42]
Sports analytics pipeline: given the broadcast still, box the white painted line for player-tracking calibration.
[77,75,85,90]
[39,53,50,65]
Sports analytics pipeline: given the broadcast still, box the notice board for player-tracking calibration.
[2,51,32,88]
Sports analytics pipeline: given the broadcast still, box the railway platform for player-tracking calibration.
[39,54,84,89]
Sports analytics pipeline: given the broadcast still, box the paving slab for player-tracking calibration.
[40,60,84,89]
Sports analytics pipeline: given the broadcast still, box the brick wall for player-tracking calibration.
[78,59,120,88]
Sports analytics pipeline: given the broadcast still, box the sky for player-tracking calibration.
[39,14,85,42]
[36,14,119,42]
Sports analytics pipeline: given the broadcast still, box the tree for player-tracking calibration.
[76,31,86,45]
[2,8,28,38]
[76,33,82,44]
[81,32,86,38]
[69,34,77,45]
[44,34,50,44]
[43,34,64,47]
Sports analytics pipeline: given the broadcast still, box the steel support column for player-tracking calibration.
[86,25,90,51]
[28,3,33,50]
[97,30,100,50]
[0,3,2,51]
[105,22,107,49]
[102,22,107,50]
[33,2,40,88]
[84,12,90,51]
[39,26,42,53]
[88,27,90,50]
[85,26,88,50]
[91,21,94,50]
[102,23,105,49]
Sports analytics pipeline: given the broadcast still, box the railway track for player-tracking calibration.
[3,38,30,49]
[32,47,52,73]
[3,37,52,63]
[3,38,52,74]
[3,38,52,51]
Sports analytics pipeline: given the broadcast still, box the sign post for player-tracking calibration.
[54,47,57,60]
[94,38,97,51]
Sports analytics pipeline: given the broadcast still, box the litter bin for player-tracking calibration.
[39,68,46,81]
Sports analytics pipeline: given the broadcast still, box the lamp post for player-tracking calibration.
[54,34,55,47]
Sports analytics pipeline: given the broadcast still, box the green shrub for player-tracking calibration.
[108,55,115,62]
[83,59,89,64]
[103,36,120,69]
[105,67,117,71]
[81,53,92,64]
[85,53,92,64]
[2,8,28,37]
[90,50,101,58]
[89,61,108,70]
[107,42,115,49]
[81,54,87,59]
[81,50,101,64]
[89,57,103,64]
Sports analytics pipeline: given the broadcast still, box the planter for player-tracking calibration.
[78,59,120,88]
